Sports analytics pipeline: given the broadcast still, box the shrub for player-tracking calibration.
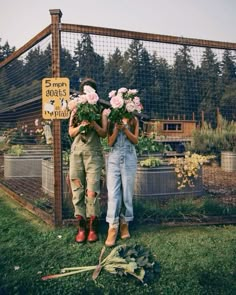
[189,116,236,158]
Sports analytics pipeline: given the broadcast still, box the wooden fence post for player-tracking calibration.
[50,9,63,226]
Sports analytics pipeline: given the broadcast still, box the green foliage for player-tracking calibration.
[1,35,236,125]
[189,116,236,157]
[6,144,24,156]
[135,135,171,156]
[100,137,110,152]
[42,244,160,285]
[134,196,236,220]
[139,157,163,167]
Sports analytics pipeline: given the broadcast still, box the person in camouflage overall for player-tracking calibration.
[68,78,107,243]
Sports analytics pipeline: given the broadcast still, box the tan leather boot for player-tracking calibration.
[105,226,118,247]
[120,221,130,239]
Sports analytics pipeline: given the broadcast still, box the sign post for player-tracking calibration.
[42,77,70,120]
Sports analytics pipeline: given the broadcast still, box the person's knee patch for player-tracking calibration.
[71,178,83,191]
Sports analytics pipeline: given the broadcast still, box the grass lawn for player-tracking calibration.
[0,188,236,295]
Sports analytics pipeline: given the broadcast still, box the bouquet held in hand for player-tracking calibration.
[107,88,143,124]
[68,85,101,134]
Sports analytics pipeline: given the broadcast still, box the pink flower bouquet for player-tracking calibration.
[107,87,143,124]
[68,89,101,134]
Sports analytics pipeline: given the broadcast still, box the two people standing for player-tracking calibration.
[68,79,140,246]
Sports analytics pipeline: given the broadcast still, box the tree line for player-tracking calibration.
[0,34,236,125]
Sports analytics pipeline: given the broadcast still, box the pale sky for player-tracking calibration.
[1,0,236,50]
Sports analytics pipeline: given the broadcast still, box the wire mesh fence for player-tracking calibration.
[0,10,235,226]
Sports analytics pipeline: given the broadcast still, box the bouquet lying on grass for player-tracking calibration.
[68,86,101,134]
[107,88,143,124]
[42,244,161,285]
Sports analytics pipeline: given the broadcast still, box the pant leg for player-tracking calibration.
[106,150,122,225]
[69,150,86,218]
[120,150,137,222]
[84,151,104,218]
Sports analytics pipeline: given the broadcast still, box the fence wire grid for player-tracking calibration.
[0,10,235,226]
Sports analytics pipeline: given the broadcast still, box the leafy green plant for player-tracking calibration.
[139,157,163,167]
[189,116,236,157]
[100,137,111,152]
[135,135,171,156]
[6,144,24,156]
[42,244,160,284]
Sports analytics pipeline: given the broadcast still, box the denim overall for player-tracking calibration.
[106,129,137,225]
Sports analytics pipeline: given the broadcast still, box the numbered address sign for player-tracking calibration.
[42,77,70,119]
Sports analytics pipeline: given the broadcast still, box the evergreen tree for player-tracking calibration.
[170,45,197,119]
[60,47,78,90]
[123,39,143,88]
[74,33,104,89]
[0,39,15,62]
[199,47,222,126]
[103,48,126,100]
[220,82,236,120]
[123,40,153,115]
[151,54,171,118]
[23,47,50,86]
[221,50,236,86]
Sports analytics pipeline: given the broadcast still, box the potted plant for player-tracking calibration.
[135,135,171,158]
[134,152,209,198]
[189,116,236,171]
[219,119,236,172]
[169,152,215,190]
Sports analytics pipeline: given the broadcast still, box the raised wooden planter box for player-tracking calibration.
[4,146,53,178]
[41,159,73,216]
[42,158,70,197]
[134,164,203,197]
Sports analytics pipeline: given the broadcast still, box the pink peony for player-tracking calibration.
[128,89,138,95]
[110,95,124,109]
[78,95,88,104]
[109,90,116,98]
[87,93,99,105]
[135,104,143,113]
[118,87,128,94]
[83,85,96,94]
[126,102,136,113]
[68,98,79,110]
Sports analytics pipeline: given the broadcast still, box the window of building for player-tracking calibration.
[163,123,182,131]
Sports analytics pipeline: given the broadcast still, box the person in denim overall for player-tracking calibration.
[69,78,107,243]
[105,117,139,247]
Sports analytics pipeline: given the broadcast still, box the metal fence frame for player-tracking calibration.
[1,9,236,226]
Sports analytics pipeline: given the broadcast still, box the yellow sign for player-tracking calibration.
[42,77,70,119]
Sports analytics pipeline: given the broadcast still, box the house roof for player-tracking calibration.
[0,96,42,122]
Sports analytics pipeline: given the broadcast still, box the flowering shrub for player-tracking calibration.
[34,119,52,144]
[4,124,37,145]
[169,152,215,190]
[106,88,143,124]
[68,89,101,134]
